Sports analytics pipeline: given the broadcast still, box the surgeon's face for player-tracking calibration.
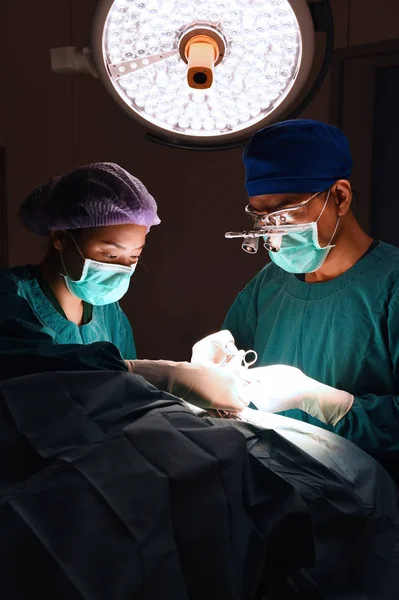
[52,224,147,280]
[248,181,352,247]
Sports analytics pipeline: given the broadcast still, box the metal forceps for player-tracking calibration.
[215,349,258,419]
[218,349,258,370]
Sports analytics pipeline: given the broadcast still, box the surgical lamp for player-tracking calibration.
[51,0,333,150]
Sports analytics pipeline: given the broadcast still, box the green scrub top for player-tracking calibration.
[223,241,399,477]
[36,269,93,325]
[0,265,136,359]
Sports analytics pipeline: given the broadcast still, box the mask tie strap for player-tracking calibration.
[327,216,340,246]
[59,232,85,279]
[68,232,86,260]
[315,189,331,224]
[315,189,340,248]
[60,252,70,278]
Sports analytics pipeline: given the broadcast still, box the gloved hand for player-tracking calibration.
[191,330,245,371]
[245,365,354,426]
[126,359,250,413]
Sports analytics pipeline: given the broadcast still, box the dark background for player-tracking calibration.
[1,0,399,360]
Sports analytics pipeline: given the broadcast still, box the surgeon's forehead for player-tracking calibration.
[248,193,311,213]
[75,224,147,250]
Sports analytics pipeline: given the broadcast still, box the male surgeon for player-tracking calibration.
[193,119,399,484]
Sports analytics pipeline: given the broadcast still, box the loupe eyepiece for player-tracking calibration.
[263,235,282,252]
[242,236,259,254]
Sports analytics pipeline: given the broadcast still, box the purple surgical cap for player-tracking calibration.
[19,162,161,236]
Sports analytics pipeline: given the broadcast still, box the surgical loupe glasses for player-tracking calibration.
[225,191,321,253]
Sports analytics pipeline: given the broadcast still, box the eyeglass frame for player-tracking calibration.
[225,189,332,254]
[244,190,323,228]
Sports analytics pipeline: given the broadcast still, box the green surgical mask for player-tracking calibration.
[61,234,136,305]
[266,190,339,274]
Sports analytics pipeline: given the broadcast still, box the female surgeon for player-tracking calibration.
[0,162,249,412]
[3,162,157,357]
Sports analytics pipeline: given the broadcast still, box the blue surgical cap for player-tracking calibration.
[243,119,353,196]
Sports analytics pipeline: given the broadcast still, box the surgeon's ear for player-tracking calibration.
[331,180,352,217]
[50,231,66,251]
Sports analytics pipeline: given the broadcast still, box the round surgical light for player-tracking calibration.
[91,0,319,147]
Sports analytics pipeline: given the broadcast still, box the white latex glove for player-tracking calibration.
[126,359,250,413]
[245,365,354,426]
[191,330,245,371]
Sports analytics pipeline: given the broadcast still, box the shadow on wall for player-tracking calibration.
[0,148,7,268]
